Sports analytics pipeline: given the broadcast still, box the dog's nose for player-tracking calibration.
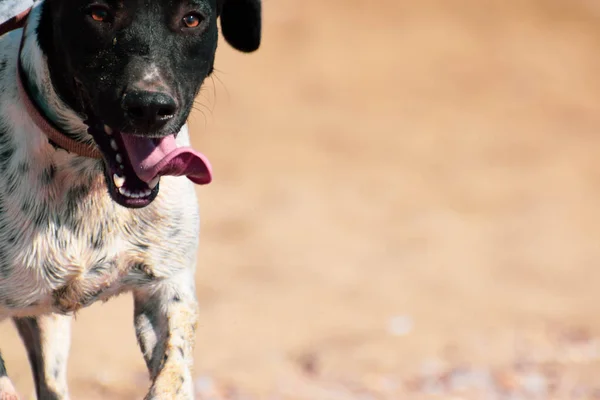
[122,91,177,129]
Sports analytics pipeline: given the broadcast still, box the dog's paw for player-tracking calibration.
[144,370,194,400]
[0,377,20,400]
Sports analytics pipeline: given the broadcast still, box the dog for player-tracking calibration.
[0,0,261,398]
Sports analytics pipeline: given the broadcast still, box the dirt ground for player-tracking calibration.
[3,0,600,398]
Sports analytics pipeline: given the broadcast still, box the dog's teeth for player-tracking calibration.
[104,125,113,135]
[110,139,118,150]
[117,186,148,199]
[148,177,159,189]
[112,174,125,188]
[115,153,123,163]
[118,187,133,198]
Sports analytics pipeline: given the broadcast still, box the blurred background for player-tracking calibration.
[3,0,600,398]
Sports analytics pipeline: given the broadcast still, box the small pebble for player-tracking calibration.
[195,375,217,395]
[387,315,413,336]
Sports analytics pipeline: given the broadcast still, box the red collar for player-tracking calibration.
[1,7,101,159]
[0,8,30,36]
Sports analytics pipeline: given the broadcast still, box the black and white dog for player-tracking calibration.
[0,0,260,398]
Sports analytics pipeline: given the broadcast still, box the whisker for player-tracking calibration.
[211,69,231,103]
[193,99,212,116]
[190,106,208,130]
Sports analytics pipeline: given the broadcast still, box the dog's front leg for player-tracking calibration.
[12,314,71,400]
[133,271,198,400]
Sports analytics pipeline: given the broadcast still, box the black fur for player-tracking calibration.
[0,251,10,279]
[219,0,262,52]
[89,225,104,249]
[40,163,56,185]
[18,161,30,174]
[0,136,14,173]
[36,0,261,138]
[0,352,6,376]
[21,195,33,214]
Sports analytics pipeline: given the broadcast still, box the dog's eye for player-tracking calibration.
[182,13,204,28]
[87,6,109,22]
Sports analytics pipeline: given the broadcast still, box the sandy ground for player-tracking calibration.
[3,0,600,398]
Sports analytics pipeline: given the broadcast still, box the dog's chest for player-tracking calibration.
[0,150,199,317]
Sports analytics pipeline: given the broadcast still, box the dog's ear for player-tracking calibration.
[217,0,261,53]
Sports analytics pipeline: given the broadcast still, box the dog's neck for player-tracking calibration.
[18,4,94,147]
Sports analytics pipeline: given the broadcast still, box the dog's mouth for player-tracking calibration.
[86,120,212,209]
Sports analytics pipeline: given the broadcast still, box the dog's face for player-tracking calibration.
[36,0,261,208]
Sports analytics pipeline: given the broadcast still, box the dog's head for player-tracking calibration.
[34,0,261,208]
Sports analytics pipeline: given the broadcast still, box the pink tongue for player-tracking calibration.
[120,134,212,185]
